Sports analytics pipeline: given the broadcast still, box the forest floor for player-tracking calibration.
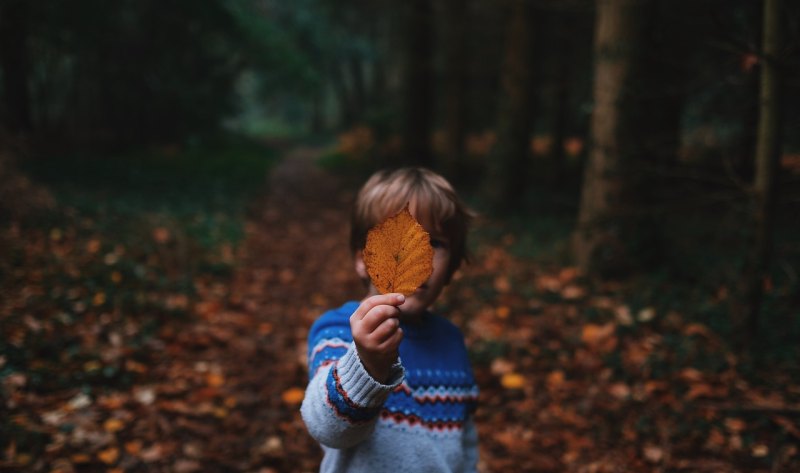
[2,145,800,472]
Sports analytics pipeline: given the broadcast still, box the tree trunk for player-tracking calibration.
[442,0,469,182]
[573,0,650,276]
[484,0,535,211]
[348,55,366,123]
[637,0,697,167]
[0,0,33,134]
[402,0,434,167]
[550,11,574,185]
[330,62,355,128]
[739,0,783,344]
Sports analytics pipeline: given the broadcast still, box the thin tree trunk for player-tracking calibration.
[402,0,434,167]
[484,0,534,211]
[638,0,696,168]
[443,0,469,182]
[740,0,783,344]
[551,33,572,185]
[349,55,366,123]
[0,0,33,134]
[330,63,354,128]
[573,0,649,276]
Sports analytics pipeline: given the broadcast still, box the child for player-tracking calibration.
[301,167,479,472]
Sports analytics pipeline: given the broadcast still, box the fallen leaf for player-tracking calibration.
[751,444,769,457]
[684,323,712,337]
[174,459,202,473]
[724,418,746,433]
[705,428,726,450]
[103,418,125,433]
[493,276,512,294]
[643,445,663,463]
[71,453,91,464]
[637,307,656,322]
[685,382,715,400]
[561,285,586,300]
[258,322,274,335]
[260,436,283,455]
[86,239,101,253]
[581,323,617,353]
[125,440,143,455]
[363,205,433,295]
[500,373,525,390]
[490,358,514,376]
[152,227,170,243]
[67,393,92,410]
[206,373,225,387]
[495,306,511,319]
[546,370,565,391]
[608,382,631,400]
[282,387,305,405]
[614,305,634,326]
[97,447,119,465]
[772,416,800,438]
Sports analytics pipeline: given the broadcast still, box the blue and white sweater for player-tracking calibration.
[301,301,479,473]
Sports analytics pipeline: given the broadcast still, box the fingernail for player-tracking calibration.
[396,294,405,303]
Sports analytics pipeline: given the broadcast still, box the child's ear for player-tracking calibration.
[354,253,369,280]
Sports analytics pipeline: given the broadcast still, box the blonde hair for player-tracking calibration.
[351,167,474,278]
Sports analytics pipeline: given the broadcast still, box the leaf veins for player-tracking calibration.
[363,205,434,295]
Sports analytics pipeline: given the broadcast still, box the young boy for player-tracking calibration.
[301,167,479,472]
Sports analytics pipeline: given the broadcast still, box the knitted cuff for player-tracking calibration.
[336,343,404,408]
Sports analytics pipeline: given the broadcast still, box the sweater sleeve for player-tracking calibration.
[301,322,404,449]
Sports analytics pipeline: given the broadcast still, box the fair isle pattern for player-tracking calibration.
[378,408,474,433]
[306,301,479,433]
[395,380,481,404]
[309,336,350,375]
[379,374,478,433]
[324,364,380,424]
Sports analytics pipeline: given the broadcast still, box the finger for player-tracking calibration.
[361,304,401,333]
[351,293,405,321]
[377,327,403,352]
[370,316,400,344]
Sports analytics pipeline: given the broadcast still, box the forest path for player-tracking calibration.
[147,147,361,472]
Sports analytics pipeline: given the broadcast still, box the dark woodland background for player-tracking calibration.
[1,0,799,471]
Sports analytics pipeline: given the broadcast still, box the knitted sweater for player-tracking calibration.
[301,301,479,473]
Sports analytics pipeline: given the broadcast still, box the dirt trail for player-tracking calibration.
[148,147,362,472]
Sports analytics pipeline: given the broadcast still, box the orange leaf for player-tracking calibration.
[71,453,92,464]
[103,418,125,433]
[363,205,434,295]
[124,440,143,456]
[581,323,617,353]
[495,306,511,319]
[546,370,565,391]
[152,227,170,243]
[500,372,526,390]
[206,373,225,388]
[97,447,119,465]
[282,387,305,405]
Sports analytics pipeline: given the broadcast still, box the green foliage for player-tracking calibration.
[224,0,321,96]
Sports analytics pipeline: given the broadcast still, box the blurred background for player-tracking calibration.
[1,0,799,471]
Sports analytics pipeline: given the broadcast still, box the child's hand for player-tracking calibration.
[350,293,405,383]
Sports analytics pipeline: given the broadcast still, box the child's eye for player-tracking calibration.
[430,238,449,249]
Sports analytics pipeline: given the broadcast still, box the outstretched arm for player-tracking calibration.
[301,294,405,449]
